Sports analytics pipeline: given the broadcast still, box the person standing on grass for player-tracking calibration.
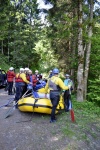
[44,68,71,123]
[63,74,73,112]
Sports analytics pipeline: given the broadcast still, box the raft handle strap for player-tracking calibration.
[16,98,38,123]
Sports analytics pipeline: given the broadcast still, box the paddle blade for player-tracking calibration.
[70,109,75,122]
[4,107,15,119]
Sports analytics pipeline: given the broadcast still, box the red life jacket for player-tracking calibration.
[7,71,15,82]
[26,74,30,81]
[32,75,38,86]
[15,73,24,82]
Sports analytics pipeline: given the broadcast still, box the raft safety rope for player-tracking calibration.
[16,98,38,123]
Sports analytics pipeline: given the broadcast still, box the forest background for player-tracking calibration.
[0,0,100,105]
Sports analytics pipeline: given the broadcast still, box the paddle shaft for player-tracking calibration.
[4,89,30,119]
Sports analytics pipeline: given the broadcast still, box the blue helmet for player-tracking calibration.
[53,68,59,74]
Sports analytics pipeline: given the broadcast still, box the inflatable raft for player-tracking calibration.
[18,93,64,114]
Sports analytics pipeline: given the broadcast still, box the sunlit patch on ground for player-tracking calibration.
[2,107,10,109]
[50,135,61,141]
[0,92,8,96]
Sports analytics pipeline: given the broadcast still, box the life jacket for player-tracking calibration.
[15,73,24,82]
[29,75,38,86]
[26,74,30,81]
[33,75,38,86]
[64,79,73,90]
[7,71,15,82]
[48,78,61,91]
[34,74,42,81]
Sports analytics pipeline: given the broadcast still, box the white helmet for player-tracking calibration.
[65,74,70,77]
[20,68,24,72]
[28,69,32,73]
[24,67,29,71]
[35,70,38,73]
[49,70,52,73]
[9,67,14,70]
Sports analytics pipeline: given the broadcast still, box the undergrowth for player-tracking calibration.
[59,100,100,140]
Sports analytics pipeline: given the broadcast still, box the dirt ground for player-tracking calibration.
[0,88,100,150]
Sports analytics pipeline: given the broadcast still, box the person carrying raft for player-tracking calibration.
[44,68,71,123]
[14,68,32,108]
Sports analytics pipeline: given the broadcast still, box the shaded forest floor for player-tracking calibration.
[0,88,100,150]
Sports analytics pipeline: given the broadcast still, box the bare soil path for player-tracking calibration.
[0,88,100,150]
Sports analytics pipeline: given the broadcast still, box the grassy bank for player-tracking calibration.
[57,100,100,149]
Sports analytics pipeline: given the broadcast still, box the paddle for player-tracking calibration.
[4,89,30,119]
[63,84,75,122]
[69,100,75,122]
[16,84,39,123]
[70,109,75,122]
[0,98,14,108]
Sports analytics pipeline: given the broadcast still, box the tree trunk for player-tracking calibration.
[71,6,78,91]
[8,38,10,62]
[77,0,84,102]
[84,0,93,100]
[1,40,4,54]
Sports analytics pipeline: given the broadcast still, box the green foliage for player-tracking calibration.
[0,0,41,69]
[47,0,77,73]
[0,0,100,107]
[0,54,9,71]
[0,0,10,40]
[87,79,100,106]
[73,100,100,115]
[87,25,100,105]
[58,100,100,149]
[34,27,58,73]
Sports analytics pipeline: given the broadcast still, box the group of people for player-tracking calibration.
[6,67,46,106]
[6,66,73,123]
